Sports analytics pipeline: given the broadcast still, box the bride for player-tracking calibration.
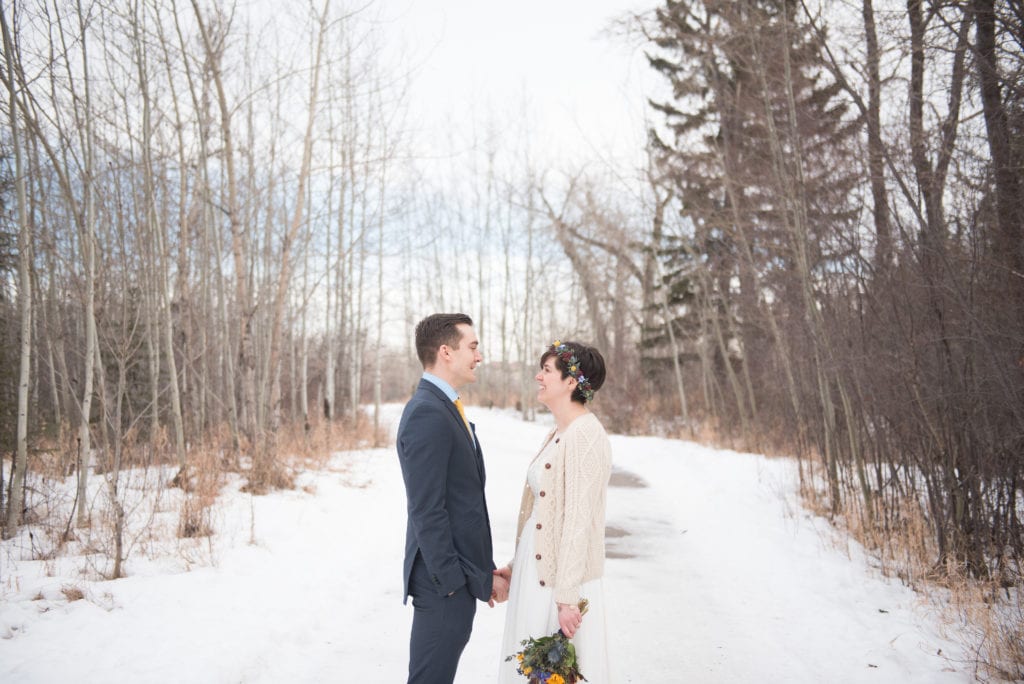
[496,340,613,683]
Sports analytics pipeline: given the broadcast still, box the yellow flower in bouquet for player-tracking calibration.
[505,599,589,683]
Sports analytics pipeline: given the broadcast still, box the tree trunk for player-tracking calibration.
[170,0,238,444]
[261,0,329,442]
[973,0,1024,276]
[191,0,255,447]
[521,186,535,421]
[374,109,387,439]
[1,2,31,537]
[74,0,97,529]
[133,4,186,468]
[748,4,845,511]
[156,6,198,438]
[907,0,969,257]
[646,179,689,427]
[862,0,892,273]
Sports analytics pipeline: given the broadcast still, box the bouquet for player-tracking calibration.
[506,599,589,683]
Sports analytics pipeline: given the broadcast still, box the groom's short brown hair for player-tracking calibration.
[415,313,474,368]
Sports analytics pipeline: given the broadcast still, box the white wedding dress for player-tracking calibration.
[498,436,611,683]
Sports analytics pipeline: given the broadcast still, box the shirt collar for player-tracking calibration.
[422,372,458,402]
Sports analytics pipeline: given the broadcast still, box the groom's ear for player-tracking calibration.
[425,345,447,370]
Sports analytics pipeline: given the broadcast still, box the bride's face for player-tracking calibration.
[535,357,575,407]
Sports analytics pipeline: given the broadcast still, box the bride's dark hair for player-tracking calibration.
[540,341,606,404]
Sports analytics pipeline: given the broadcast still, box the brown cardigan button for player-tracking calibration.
[539,490,546,497]
[544,463,551,469]
[535,553,542,560]
[555,438,560,443]
[539,580,546,586]
[536,523,542,529]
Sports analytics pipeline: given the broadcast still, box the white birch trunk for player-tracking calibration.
[73,0,96,529]
[133,5,186,467]
[264,0,329,443]
[373,83,387,438]
[1,2,30,537]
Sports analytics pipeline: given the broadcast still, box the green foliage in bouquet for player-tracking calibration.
[505,599,589,683]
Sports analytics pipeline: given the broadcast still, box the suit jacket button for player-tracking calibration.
[544,463,551,469]
[539,490,546,497]
[535,553,542,560]
[539,580,546,586]
[536,523,542,529]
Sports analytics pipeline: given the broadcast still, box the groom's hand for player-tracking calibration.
[489,568,511,606]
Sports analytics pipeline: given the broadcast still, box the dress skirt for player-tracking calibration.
[498,512,611,683]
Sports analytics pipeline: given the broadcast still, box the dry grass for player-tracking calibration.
[6,414,388,602]
[176,442,223,539]
[28,427,73,479]
[177,496,214,539]
[795,459,1024,681]
[174,412,385,501]
[280,411,387,464]
[61,584,85,602]
[945,576,1024,681]
[614,397,796,457]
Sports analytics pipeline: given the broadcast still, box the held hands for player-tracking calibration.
[489,566,512,607]
[557,602,583,638]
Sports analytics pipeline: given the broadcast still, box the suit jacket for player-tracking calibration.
[397,379,495,603]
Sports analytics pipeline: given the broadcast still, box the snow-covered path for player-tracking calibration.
[603,433,965,683]
[0,407,970,682]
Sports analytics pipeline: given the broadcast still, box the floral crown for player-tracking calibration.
[550,340,595,403]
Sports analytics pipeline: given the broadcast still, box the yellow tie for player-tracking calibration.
[453,398,472,436]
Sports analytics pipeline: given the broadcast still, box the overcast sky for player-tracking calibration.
[375,0,656,172]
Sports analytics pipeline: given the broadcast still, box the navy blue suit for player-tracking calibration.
[397,379,495,683]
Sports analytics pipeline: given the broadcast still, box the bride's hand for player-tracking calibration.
[557,603,582,638]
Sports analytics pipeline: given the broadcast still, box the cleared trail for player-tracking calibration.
[459,409,968,683]
[0,407,970,683]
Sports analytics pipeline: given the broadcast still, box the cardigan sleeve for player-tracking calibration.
[552,423,609,605]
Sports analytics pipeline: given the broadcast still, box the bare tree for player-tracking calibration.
[130,0,187,469]
[191,0,255,449]
[1,0,30,538]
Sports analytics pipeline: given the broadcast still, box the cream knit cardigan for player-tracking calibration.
[511,411,612,605]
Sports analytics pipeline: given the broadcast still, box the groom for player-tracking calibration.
[396,313,509,683]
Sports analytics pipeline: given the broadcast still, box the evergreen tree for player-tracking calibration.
[644,0,861,431]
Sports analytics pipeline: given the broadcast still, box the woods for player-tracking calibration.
[644,0,1023,579]
[1,0,1022,676]
[642,0,1023,674]
[2,2,395,493]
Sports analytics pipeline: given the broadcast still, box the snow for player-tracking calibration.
[1,405,971,683]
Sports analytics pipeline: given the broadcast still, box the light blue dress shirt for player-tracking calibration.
[422,372,458,402]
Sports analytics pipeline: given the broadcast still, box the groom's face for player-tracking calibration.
[442,324,482,389]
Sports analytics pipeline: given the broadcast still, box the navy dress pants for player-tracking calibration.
[408,554,477,684]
